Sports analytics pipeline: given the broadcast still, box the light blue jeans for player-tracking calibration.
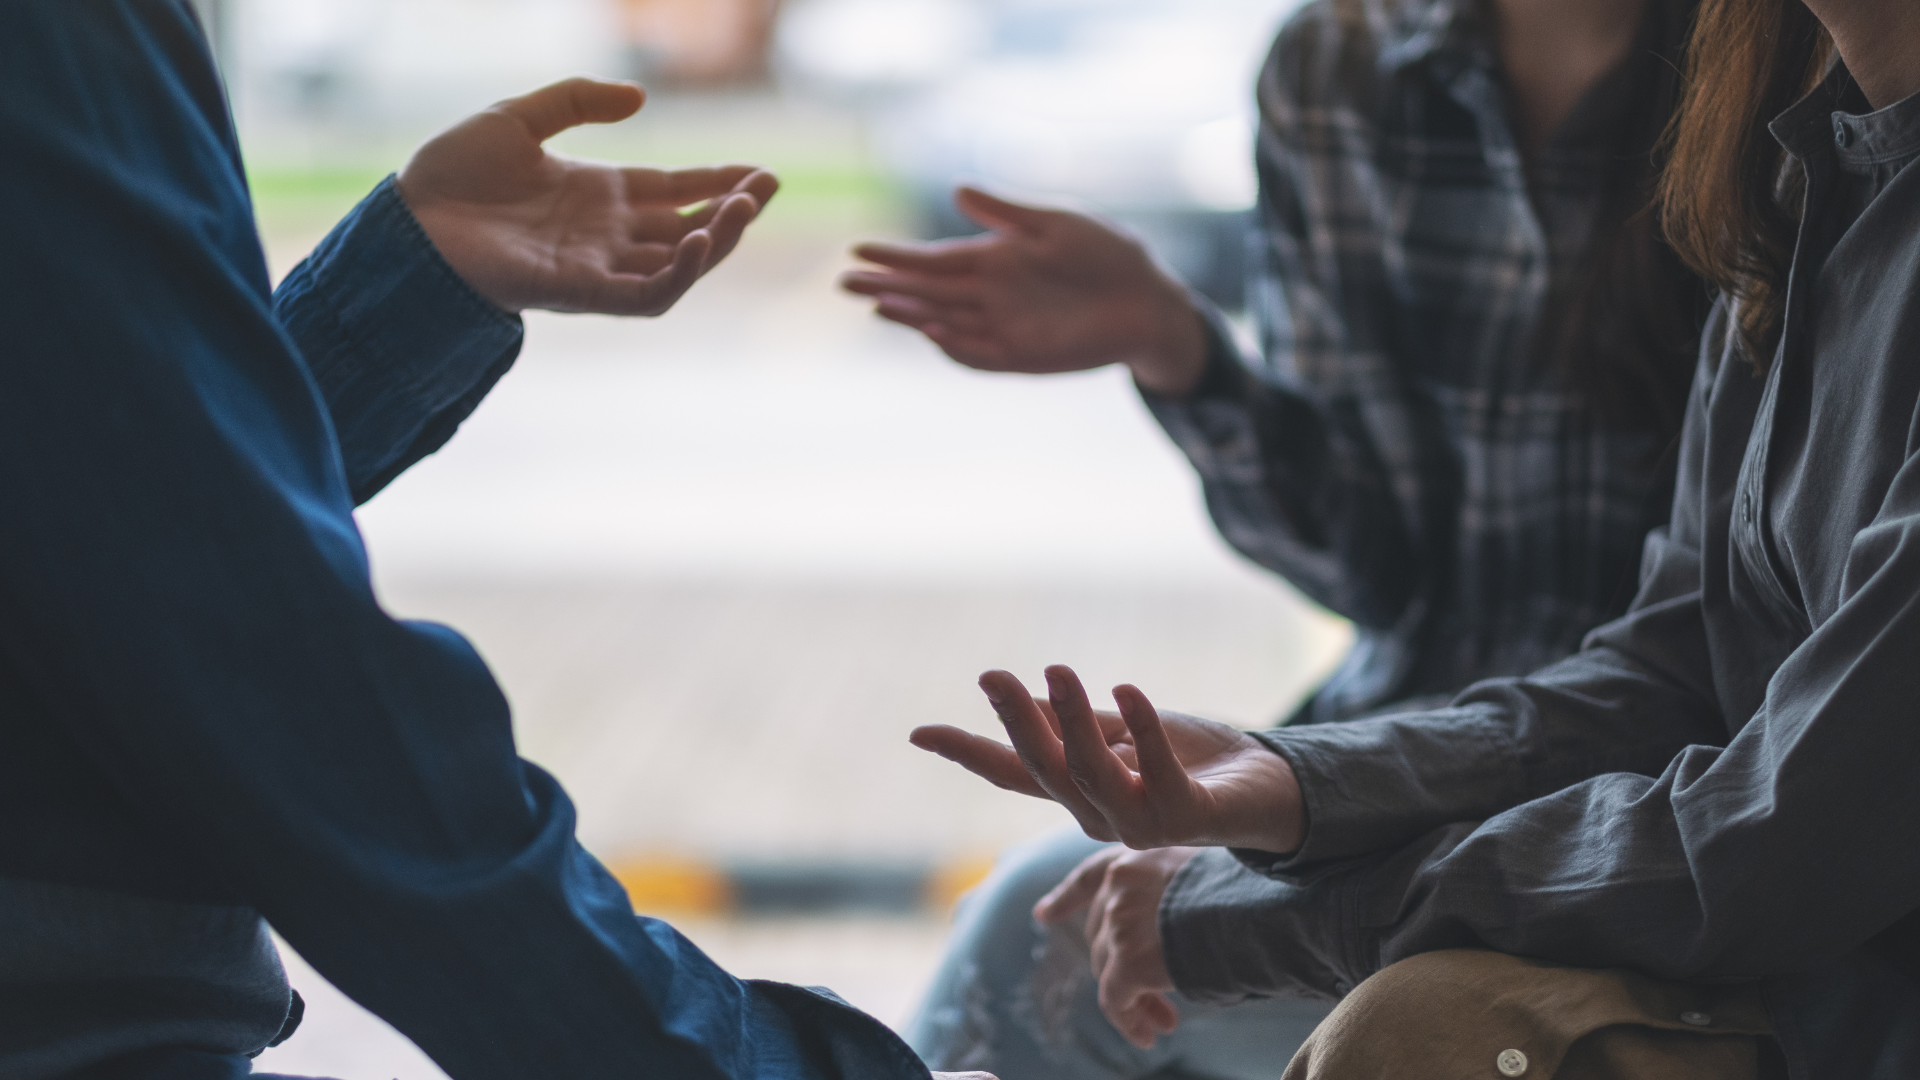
[905,829,1333,1080]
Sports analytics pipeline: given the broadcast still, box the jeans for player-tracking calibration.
[905,830,1333,1080]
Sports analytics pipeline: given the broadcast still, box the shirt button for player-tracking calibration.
[1497,1048,1530,1076]
[1835,118,1852,147]
[1681,1010,1713,1027]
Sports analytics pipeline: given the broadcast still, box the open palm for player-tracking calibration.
[911,665,1304,853]
[841,189,1207,395]
[397,78,779,316]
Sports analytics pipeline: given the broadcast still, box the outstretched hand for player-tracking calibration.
[840,188,1209,396]
[1036,845,1201,1050]
[397,78,779,316]
[910,665,1305,853]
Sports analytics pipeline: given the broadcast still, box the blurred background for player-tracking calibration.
[196,0,1341,1075]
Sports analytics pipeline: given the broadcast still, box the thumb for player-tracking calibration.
[955,186,1056,235]
[498,77,646,143]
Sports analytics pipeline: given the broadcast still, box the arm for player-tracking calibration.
[1163,335,1920,1003]
[0,7,913,1079]
[1138,174,1418,625]
[273,79,777,504]
[840,25,1423,627]
[271,179,525,505]
[917,330,1730,1017]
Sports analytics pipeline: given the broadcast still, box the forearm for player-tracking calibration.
[1122,282,1212,397]
[1142,308,1418,624]
[1244,606,1722,873]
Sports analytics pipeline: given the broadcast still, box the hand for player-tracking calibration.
[840,188,1209,396]
[1036,845,1202,1049]
[396,78,780,316]
[910,666,1305,853]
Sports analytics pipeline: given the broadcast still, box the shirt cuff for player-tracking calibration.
[1138,300,1269,480]
[1159,846,1361,1003]
[274,175,525,504]
[1237,704,1523,873]
[748,981,932,1079]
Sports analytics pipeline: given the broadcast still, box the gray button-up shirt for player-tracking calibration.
[1159,66,1920,1079]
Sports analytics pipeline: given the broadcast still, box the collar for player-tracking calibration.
[1375,0,1491,74]
[1771,63,1920,166]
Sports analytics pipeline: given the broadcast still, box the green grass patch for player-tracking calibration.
[246,161,907,241]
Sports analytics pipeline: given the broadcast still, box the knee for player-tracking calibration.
[953,830,1111,933]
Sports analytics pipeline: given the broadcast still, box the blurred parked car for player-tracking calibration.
[776,0,1302,308]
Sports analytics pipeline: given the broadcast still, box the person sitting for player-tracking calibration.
[917,0,1920,1074]
[0,5,986,1080]
[842,0,1707,1072]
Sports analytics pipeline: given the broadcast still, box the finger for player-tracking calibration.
[1034,848,1116,923]
[1099,979,1179,1051]
[596,230,709,316]
[1134,992,1181,1042]
[1086,708,1133,747]
[1034,699,1065,740]
[622,164,753,205]
[872,300,990,337]
[1046,666,1141,825]
[850,238,987,275]
[909,725,1050,799]
[840,270,986,307]
[730,167,781,209]
[609,240,679,277]
[896,320,1016,371]
[866,294,969,334]
[1099,981,1161,1050]
[696,192,764,268]
[979,670,1116,839]
[497,77,645,143]
[630,165,780,210]
[955,185,1058,235]
[1112,684,1190,796]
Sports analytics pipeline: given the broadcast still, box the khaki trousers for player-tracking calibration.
[1281,950,1774,1080]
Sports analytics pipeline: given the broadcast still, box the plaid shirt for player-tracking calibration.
[1149,0,1693,724]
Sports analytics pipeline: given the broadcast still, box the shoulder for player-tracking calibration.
[1258,0,1403,124]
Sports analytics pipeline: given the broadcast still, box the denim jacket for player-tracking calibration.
[0,4,924,1080]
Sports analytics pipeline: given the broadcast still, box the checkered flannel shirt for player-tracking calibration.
[1147,0,1694,724]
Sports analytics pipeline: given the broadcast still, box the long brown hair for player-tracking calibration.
[1659,0,1831,367]
[1547,0,1713,440]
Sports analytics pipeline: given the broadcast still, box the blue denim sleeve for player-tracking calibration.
[0,4,925,1079]
[273,176,524,505]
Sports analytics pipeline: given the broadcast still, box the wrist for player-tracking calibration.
[1245,741,1307,855]
[1126,279,1209,398]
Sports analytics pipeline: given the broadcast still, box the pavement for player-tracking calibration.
[246,92,1350,1079]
